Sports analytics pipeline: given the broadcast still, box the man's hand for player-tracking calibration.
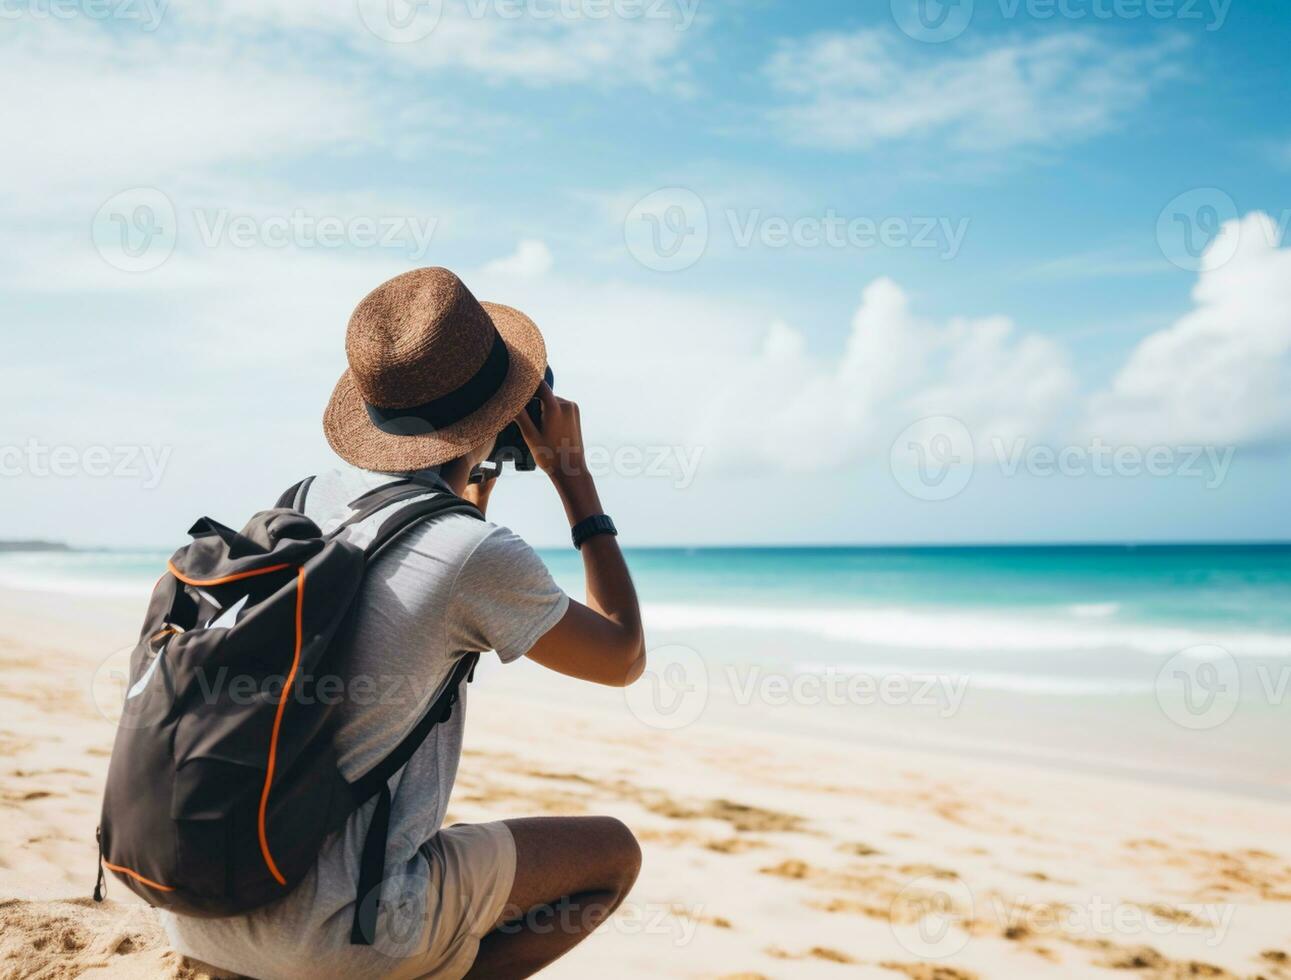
[515,383,601,524]
[515,383,584,474]
[514,383,645,687]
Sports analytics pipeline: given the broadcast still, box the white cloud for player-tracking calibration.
[465,248,759,448]
[475,215,1291,480]
[184,0,699,90]
[764,30,1184,151]
[0,21,377,204]
[691,277,1076,471]
[475,222,1291,478]
[1086,212,1291,448]
[15,215,1287,502]
[0,0,699,206]
[0,180,460,295]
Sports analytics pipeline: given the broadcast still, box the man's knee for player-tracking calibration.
[591,816,641,894]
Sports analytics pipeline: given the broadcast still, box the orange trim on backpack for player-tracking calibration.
[165,555,304,886]
[256,565,306,886]
[166,560,293,587]
[103,859,176,892]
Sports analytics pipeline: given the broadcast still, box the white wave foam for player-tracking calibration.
[1067,602,1120,619]
[643,603,1291,658]
[791,661,1149,696]
[0,568,153,599]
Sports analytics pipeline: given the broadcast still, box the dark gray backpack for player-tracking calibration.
[95,477,481,944]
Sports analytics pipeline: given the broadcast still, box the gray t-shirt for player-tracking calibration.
[163,465,568,974]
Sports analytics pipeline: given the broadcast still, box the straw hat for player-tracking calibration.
[323,267,546,472]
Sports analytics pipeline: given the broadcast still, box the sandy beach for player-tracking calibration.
[2,584,1290,980]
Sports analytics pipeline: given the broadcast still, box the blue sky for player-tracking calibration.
[0,0,1288,547]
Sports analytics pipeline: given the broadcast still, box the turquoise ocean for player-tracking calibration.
[3,544,1288,797]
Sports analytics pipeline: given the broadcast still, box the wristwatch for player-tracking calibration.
[571,514,618,550]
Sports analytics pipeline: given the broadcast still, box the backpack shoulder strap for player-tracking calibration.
[345,478,417,511]
[274,475,316,512]
[349,650,480,945]
[340,489,484,945]
[362,494,483,561]
[333,475,478,539]
[349,650,479,805]
[334,483,439,536]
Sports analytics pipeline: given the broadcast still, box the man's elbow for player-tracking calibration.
[620,647,647,687]
[612,632,647,687]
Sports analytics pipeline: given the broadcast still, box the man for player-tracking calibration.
[163,267,646,979]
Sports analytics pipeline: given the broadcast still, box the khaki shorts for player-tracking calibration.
[382,820,518,980]
[175,821,516,980]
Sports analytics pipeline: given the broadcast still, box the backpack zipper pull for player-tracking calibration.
[93,826,107,902]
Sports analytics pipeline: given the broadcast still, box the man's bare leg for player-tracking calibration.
[464,816,641,979]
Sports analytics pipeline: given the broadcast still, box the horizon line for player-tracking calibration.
[17,539,1291,554]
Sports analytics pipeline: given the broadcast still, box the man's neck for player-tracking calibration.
[370,464,466,496]
[436,460,472,496]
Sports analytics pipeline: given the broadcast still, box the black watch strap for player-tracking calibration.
[571,514,617,550]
